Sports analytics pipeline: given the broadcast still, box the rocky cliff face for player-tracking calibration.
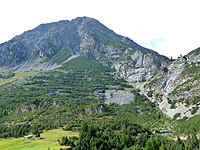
[113,50,166,82]
[85,104,106,115]
[104,90,135,105]
[17,101,60,114]
[0,17,167,82]
[144,48,200,119]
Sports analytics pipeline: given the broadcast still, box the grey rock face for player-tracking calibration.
[105,90,134,105]
[113,50,166,82]
[144,48,200,119]
[85,104,106,114]
[17,101,60,114]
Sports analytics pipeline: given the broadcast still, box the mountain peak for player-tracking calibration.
[0,17,167,81]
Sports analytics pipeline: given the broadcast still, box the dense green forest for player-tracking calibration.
[0,56,200,150]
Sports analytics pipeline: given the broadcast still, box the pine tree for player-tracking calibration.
[191,133,198,148]
[145,136,159,150]
[159,142,166,150]
[35,132,40,138]
[60,136,69,145]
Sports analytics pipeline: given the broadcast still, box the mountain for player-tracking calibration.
[0,16,199,120]
[0,16,200,149]
[1,16,200,121]
[0,17,169,138]
[143,47,200,119]
[0,16,167,82]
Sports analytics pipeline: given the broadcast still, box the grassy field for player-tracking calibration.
[0,129,79,150]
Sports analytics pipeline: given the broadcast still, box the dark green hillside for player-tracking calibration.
[0,56,126,136]
[0,57,121,113]
[0,56,171,140]
[0,56,200,149]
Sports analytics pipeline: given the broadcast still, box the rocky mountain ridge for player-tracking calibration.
[0,17,167,82]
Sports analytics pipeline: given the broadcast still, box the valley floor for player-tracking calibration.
[0,129,78,150]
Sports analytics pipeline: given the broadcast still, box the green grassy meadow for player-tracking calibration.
[0,129,79,150]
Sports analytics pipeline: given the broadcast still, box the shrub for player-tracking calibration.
[173,113,181,119]
[147,91,153,97]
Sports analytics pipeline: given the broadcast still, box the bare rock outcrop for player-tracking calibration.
[17,101,60,114]
[85,104,106,115]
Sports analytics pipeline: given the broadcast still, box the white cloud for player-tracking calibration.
[143,38,165,49]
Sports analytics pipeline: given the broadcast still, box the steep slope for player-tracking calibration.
[0,17,167,82]
[144,47,200,119]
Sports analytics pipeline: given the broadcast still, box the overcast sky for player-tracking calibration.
[0,0,199,58]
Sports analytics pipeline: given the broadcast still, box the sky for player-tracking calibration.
[0,0,199,58]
